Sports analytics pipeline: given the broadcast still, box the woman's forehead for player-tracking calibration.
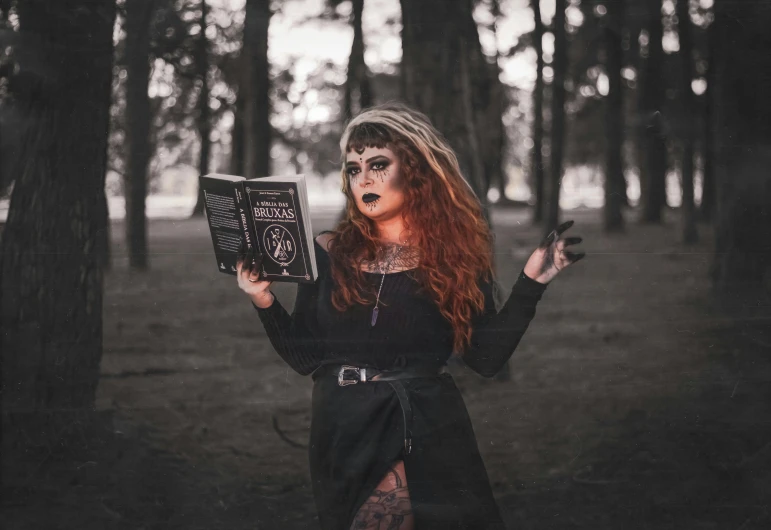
[345,145,396,161]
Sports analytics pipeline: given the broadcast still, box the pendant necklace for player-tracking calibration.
[370,240,406,327]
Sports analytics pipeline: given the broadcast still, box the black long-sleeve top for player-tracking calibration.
[253,237,548,378]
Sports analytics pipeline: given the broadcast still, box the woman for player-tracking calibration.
[236,103,584,530]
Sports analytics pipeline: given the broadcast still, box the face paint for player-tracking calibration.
[345,145,406,223]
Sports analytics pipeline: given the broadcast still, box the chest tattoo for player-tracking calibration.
[360,244,421,273]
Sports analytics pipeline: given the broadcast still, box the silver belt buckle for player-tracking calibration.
[338,365,361,386]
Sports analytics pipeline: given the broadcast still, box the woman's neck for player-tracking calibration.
[373,216,411,246]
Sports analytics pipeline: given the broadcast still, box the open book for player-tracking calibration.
[199,173,318,284]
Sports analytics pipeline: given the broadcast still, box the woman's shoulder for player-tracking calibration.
[314,230,336,254]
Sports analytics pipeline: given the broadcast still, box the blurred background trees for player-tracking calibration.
[0,0,738,243]
[1,0,770,433]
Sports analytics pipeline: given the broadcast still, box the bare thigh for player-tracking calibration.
[349,459,414,530]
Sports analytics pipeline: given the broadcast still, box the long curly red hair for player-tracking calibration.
[324,103,495,355]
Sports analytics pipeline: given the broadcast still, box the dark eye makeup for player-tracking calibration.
[345,158,391,178]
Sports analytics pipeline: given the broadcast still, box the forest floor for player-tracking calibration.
[3,205,770,529]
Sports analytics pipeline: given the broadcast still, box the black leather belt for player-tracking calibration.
[311,363,446,385]
[312,363,448,455]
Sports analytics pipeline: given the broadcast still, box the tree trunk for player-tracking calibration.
[243,0,271,178]
[603,0,625,232]
[0,0,116,417]
[459,37,486,212]
[343,0,372,121]
[192,0,212,217]
[399,0,502,228]
[677,0,697,243]
[546,0,567,231]
[699,16,716,223]
[486,0,506,206]
[531,0,546,224]
[97,186,111,272]
[230,56,246,176]
[124,0,153,269]
[711,0,771,304]
[640,0,667,224]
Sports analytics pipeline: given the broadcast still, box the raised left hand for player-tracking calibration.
[523,220,585,284]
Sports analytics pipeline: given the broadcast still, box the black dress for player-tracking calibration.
[254,235,548,529]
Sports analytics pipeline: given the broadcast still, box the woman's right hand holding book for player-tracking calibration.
[236,243,274,309]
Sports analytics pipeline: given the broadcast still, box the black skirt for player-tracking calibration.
[309,366,507,529]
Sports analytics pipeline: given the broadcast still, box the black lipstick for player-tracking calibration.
[362,193,380,203]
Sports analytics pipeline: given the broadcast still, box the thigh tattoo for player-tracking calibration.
[350,461,414,530]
